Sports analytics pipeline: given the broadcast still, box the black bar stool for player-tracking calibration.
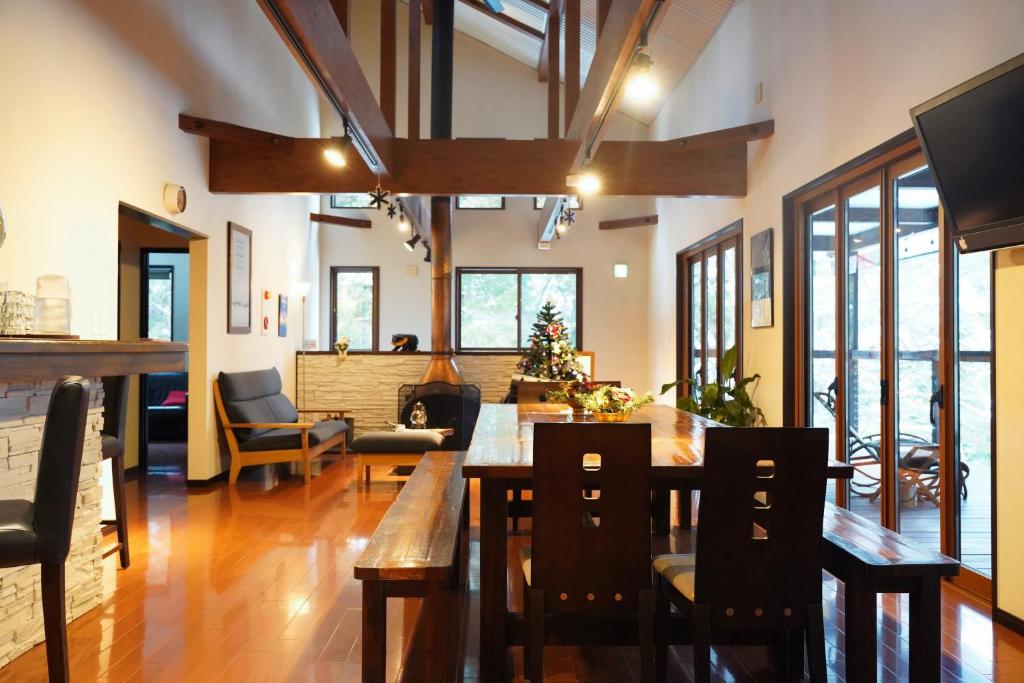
[0,376,91,683]
[100,376,130,568]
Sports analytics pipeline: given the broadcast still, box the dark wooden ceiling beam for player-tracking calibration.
[566,0,657,170]
[257,0,394,174]
[178,114,294,147]
[381,0,397,131]
[310,212,371,229]
[422,0,434,23]
[204,136,747,196]
[565,0,580,132]
[460,0,543,40]
[409,0,422,139]
[599,214,658,230]
[547,0,562,138]
[328,0,349,33]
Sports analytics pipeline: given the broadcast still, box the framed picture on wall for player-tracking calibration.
[278,295,288,337]
[227,222,252,334]
[750,228,774,328]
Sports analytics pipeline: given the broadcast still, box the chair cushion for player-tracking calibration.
[239,420,349,453]
[520,545,533,585]
[349,430,445,454]
[653,554,696,601]
[0,499,37,568]
[101,434,121,460]
[219,369,297,441]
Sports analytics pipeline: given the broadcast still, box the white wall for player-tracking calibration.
[647,0,1024,615]
[0,0,321,480]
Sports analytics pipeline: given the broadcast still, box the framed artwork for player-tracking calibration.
[227,222,252,334]
[278,295,288,337]
[577,350,595,379]
[750,228,774,328]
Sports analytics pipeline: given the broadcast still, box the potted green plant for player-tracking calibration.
[661,346,765,427]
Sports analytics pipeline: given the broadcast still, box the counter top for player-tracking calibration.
[0,339,188,379]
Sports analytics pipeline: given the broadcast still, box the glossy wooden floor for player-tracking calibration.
[3,454,1024,682]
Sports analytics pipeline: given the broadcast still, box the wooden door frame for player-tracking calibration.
[783,130,996,598]
[675,220,743,398]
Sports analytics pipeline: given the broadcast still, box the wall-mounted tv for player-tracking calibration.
[911,52,1024,253]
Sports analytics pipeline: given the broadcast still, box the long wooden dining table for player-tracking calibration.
[462,402,855,681]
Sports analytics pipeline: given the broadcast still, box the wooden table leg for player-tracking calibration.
[362,580,386,683]
[909,577,941,682]
[480,479,509,681]
[676,488,693,530]
[652,489,671,536]
[843,577,876,683]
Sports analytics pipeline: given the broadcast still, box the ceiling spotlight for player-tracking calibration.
[556,221,568,235]
[323,136,350,168]
[573,172,601,195]
[625,51,658,103]
[423,242,432,263]
[398,209,410,232]
[404,233,421,251]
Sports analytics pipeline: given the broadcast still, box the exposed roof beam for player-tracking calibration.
[408,0,422,139]
[460,0,543,40]
[422,0,433,23]
[381,0,397,131]
[537,0,562,82]
[565,0,580,131]
[599,214,658,230]
[547,0,562,138]
[256,0,394,174]
[179,114,294,147]
[666,120,775,149]
[328,0,349,33]
[566,0,658,170]
[537,196,565,245]
[310,212,371,229]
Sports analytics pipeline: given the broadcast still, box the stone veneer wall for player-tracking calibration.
[296,353,521,435]
[0,380,104,668]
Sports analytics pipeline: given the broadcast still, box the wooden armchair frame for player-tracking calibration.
[213,379,348,485]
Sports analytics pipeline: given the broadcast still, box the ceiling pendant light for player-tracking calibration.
[404,233,421,252]
[625,32,658,104]
[397,207,410,232]
[323,122,352,168]
[569,172,601,195]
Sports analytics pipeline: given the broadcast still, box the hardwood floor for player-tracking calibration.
[2,453,1023,681]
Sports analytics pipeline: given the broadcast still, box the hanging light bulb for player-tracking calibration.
[575,172,601,195]
[323,122,352,167]
[625,51,658,103]
[397,208,410,232]
[556,221,568,235]
[404,233,421,251]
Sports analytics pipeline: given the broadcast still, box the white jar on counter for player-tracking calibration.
[33,274,71,334]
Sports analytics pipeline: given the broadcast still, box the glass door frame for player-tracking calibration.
[675,220,744,395]
[784,133,992,596]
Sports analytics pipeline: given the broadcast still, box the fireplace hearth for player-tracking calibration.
[398,381,482,450]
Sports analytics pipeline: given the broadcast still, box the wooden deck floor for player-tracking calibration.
[847,465,992,576]
[0,454,1020,682]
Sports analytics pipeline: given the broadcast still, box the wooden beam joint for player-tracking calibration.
[599,214,658,230]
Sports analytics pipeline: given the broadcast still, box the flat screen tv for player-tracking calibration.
[911,52,1024,253]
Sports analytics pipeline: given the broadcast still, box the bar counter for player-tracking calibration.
[0,339,188,380]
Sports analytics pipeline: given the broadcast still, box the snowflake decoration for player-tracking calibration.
[386,202,398,219]
[560,206,577,227]
[368,182,390,210]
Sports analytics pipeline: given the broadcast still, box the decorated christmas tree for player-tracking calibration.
[516,302,584,380]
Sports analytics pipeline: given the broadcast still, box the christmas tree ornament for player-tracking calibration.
[516,301,584,380]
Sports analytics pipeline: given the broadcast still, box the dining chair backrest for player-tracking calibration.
[33,376,91,564]
[101,376,129,449]
[694,427,829,629]
[531,422,652,615]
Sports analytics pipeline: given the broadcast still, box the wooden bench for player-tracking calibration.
[354,451,469,683]
[822,502,959,682]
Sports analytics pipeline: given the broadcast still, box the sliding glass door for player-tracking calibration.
[794,145,994,589]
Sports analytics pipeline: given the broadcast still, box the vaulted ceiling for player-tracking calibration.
[452,0,735,124]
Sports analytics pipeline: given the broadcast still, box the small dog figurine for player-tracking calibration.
[391,334,418,352]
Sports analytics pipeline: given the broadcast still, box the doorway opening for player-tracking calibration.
[117,203,205,484]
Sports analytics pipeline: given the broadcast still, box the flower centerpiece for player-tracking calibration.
[577,384,654,422]
[547,376,598,418]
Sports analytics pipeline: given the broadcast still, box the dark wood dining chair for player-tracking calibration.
[653,427,830,683]
[520,422,654,682]
[0,376,91,683]
[100,376,130,568]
